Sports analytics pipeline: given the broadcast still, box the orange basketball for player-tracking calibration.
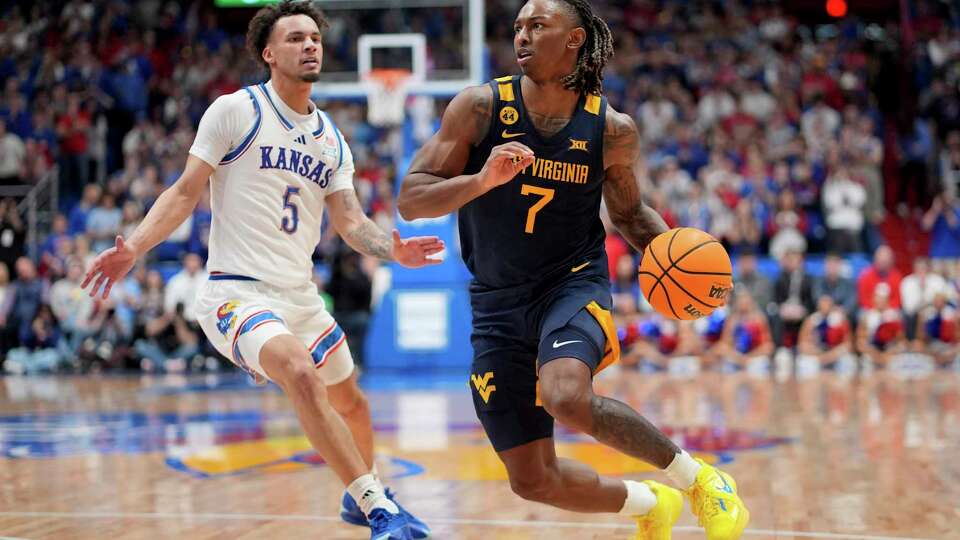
[638,228,733,320]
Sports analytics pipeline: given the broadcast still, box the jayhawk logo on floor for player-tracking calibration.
[217,301,240,337]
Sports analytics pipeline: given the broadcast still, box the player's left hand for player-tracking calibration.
[391,230,445,268]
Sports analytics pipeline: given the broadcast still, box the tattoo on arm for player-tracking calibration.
[602,111,668,252]
[336,190,393,261]
[470,89,494,145]
[342,220,393,260]
[590,395,680,469]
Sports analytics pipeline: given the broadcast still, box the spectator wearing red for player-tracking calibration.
[857,245,903,309]
[55,93,92,202]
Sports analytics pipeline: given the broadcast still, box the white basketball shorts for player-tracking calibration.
[196,275,354,385]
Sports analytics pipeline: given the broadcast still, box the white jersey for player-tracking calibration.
[189,80,354,288]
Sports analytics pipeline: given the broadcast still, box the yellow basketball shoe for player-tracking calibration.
[685,460,749,540]
[631,481,682,540]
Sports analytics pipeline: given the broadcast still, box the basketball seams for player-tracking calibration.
[672,268,732,276]
[666,227,682,265]
[647,248,682,319]
[659,267,722,309]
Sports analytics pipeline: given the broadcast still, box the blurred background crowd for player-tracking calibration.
[0,0,958,375]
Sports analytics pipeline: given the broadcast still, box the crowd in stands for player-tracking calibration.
[0,0,958,374]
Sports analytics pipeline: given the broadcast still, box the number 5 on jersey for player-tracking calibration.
[281,186,300,234]
[521,184,554,234]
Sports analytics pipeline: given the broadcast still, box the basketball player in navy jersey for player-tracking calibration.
[399,1,748,538]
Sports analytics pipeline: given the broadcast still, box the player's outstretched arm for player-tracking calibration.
[600,108,668,253]
[82,155,213,298]
[326,189,445,268]
[398,85,534,220]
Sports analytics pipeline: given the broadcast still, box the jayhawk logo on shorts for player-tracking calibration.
[216,301,241,337]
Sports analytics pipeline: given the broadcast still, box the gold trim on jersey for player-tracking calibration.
[585,94,601,115]
[498,81,515,102]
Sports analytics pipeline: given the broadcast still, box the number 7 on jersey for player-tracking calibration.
[520,184,554,234]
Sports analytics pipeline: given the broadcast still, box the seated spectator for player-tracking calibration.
[68,183,101,236]
[822,164,866,253]
[733,251,773,315]
[611,253,641,316]
[134,270,200,372]
[164,253,207,322]
[900,257,952,339]
[0,119,25,186]
[0,197,25,274]
[858,245,903,309]
[49,257,95,357]
[86,192,123,253]
[915,292,958,368]
[4,304,63,375]
[923,193,960,260]
[0,261,10,359]
[39,213,69,263]
[767,190,808,261]
[812,253,858,319]
[714,293,774,371]
[797,295,854,370]
[0,257,49,349]
[725,199,762,254]
[773,249,815,348]
[624,317,703,370]
[857,284,906,368]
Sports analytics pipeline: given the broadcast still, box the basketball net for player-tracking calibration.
[364,68,412,127]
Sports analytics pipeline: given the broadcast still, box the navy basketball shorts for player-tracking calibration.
[468,275,617,452]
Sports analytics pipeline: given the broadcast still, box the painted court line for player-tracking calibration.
[0,511,940,540]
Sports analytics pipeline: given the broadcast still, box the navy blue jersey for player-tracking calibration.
[459,75,609,289]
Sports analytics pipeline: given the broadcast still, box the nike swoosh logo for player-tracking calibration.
[502,130,526,139]
[553,339,583,349]
[571,262,590,273]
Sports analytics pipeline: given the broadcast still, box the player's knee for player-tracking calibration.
[508,468,557,503]
[540,379,591,428]
[332,386,369,419]
[264,348,324,398]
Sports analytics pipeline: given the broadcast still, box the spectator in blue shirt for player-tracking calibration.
[68,183,101,235]
[924,193,960,259]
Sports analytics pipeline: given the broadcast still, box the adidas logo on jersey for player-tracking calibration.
[293,134,307,145]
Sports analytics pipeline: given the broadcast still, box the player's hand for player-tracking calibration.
[82,235,137,299]
[391,230,445,268]
[478,142,535,191]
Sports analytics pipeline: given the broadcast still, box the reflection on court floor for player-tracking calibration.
[0,364,957,539]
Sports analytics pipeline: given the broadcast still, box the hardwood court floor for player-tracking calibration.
[0,367,957,540]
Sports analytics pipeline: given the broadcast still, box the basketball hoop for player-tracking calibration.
[364,68,413,127]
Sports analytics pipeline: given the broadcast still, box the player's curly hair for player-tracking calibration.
[554,0,614,96]
[246,0,328,71]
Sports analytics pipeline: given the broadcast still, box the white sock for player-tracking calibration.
[347,473,399,516]
[371,463,380,481]
[664,450,701,490]
[619,480,657,516]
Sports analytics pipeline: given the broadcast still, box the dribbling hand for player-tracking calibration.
[391,230,446,268]
[478,142,535,191]
[82,235,137,299]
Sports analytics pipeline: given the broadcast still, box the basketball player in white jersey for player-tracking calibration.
[82,2,433,539]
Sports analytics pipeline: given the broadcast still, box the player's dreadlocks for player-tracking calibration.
[246,0,328,71]
[555,0,614,95]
